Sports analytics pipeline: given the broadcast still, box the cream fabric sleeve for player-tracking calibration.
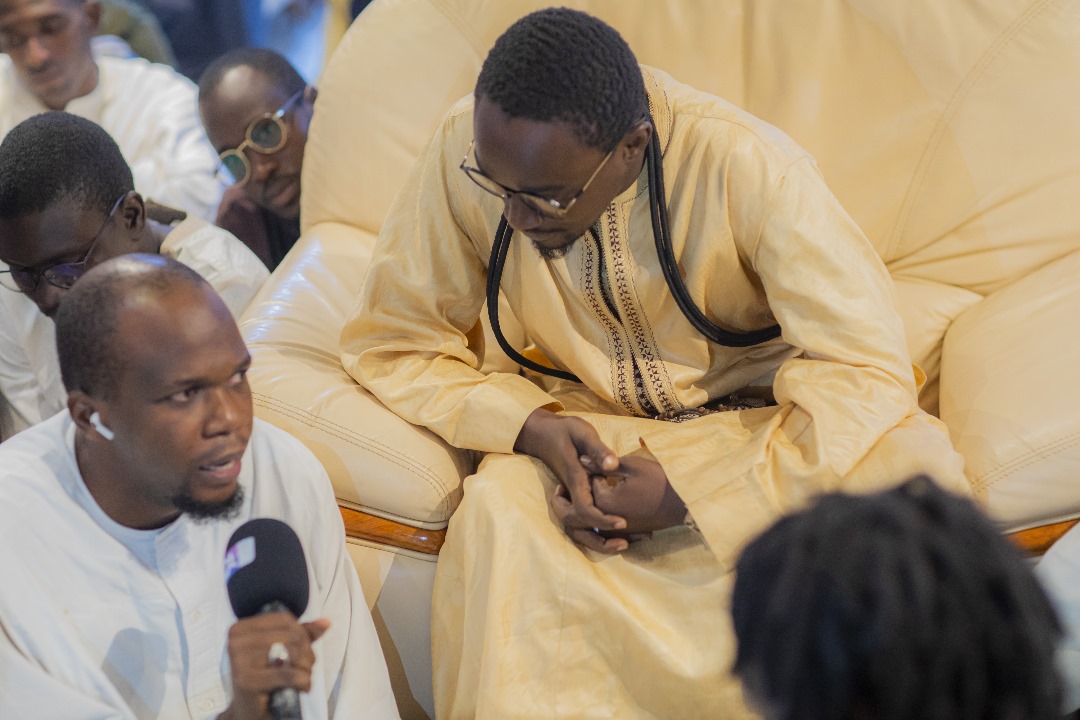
[643,156,966,565]
[160,219,269,319]
[0,300,42,436]
[340,108,559,455]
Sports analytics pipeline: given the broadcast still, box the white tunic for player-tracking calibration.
[0,414,399,720]
[1036,525,1080,713]
[0,54,223,221]
[0,218,269,438]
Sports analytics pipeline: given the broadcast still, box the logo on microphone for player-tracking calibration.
[224,536,256,581]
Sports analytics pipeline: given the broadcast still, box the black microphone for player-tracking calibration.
[225,518,310,720]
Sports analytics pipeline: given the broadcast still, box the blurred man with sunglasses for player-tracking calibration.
[0,112,267,439]
[198,48,317,269]
[340,8,968,718]
[0,0,223,221]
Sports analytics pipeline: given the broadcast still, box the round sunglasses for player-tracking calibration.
[217,89,305,188]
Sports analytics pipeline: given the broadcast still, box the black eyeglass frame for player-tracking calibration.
[459,138,615,220]
[217,88,306,188]
[0,194,128,294]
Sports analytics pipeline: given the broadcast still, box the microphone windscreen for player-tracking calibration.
[225,518,310,619]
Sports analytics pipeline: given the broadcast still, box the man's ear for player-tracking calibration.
[68,390,98,435]
[119,190,147,238]
[83,0,103,35]
[620,119,653,164]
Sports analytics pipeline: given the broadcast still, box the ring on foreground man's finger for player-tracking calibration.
[267,641,290,668]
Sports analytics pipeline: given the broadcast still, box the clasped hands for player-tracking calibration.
[515,409,687,554]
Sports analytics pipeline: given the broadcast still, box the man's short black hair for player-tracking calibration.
[56,254,208,399]
[475,8,647,151]
[0,112,133,220]
[731,476,1063,720]
[198,47,306,102]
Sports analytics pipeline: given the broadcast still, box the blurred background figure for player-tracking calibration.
[199,48,315,269]
[134,0,330,83]
[126,0,248,81]
[93,0,175,64]
[732,476,1064,720]
[0,0,222,221]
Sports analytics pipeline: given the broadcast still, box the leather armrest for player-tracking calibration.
[240,221,474,528]
[941,249,1080,532]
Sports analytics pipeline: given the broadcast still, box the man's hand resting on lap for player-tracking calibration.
[587,453,687,534]
[515,409,688,553]
[515,408,629,553]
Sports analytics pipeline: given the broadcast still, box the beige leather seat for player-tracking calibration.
[239,1,1080,715]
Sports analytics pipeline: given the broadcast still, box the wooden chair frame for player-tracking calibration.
[339,507,1076,559]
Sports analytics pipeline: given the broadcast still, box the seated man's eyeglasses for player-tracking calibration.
[0,195,126,294]
[217,89,305,188]
[460,139,614,220]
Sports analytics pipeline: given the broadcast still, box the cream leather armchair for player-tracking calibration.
[239,0,1080,716]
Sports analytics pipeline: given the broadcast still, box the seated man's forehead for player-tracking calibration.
[202,69,286,142]
[211,70,292,120]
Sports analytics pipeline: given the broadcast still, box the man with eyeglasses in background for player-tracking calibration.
[198,48,316,270]
[340,8,968,718]
[0,0,223,222]
[0,112,267,440]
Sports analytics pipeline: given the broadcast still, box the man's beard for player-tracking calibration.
[173,485,245,523]
[532,239,572,260]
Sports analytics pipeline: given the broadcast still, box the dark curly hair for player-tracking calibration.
[731,475,1063,720]
[475,8,646,150]
[0,112,133,220]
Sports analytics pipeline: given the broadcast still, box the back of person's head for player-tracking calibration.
[0,111,133,220]
[55,253,207,399]
[197,46,305,102]
[475,8,646,151]
[731,476,1063,720]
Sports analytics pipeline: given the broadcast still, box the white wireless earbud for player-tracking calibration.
[88,411,115,441]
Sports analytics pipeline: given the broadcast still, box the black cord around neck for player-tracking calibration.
[486,217,582,383]
[646,128,781,347]
[485,123,781,383]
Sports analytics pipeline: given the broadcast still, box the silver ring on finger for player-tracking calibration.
[267,641,290,668]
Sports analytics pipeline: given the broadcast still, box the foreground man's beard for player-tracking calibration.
[174,485,245,523]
